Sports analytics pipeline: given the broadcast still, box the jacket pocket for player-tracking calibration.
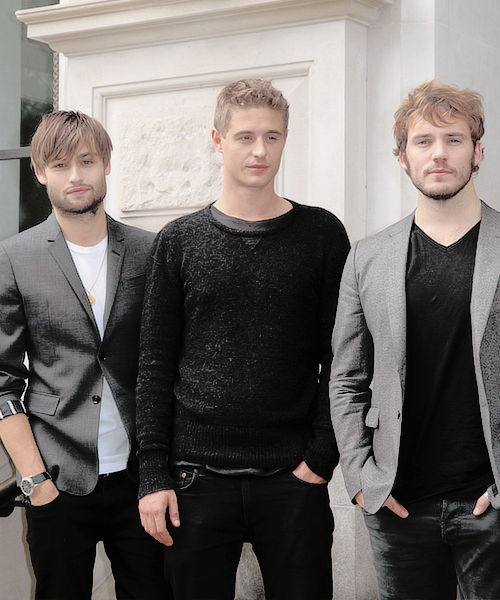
[25,391,60,416]
[121,272,146,290]
[365,406,380,428]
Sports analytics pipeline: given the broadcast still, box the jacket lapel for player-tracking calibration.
[104,216,125,330]
[471,202,500,349]
[386,213,414,391]
[46,214,97,327]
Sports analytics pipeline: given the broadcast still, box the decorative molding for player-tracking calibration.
[97,61,310,221]
[92,60,312,107]
[17,0,393,57]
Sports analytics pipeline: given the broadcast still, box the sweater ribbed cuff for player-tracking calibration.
[138,449,173,499]
[303,444,340,482]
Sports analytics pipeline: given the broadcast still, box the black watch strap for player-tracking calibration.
[0,399,26,419]
[31,472,51,485]
[21,471,52,496]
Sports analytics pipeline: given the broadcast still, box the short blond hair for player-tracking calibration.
[214,78,289,136]
[394,79,484,169]
[31,110,113,171]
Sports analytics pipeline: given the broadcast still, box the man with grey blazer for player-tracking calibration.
[0,111,166,600]
[330,80,500,600]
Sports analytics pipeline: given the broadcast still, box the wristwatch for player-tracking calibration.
[20,472,52,496]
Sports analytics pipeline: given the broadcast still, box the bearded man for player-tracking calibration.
[0,111,166,600]
[330,80,500,600]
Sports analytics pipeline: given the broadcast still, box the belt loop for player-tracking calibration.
[195,466,207,477]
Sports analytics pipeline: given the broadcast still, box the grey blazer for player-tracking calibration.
[0,213,155,495]
[330,201,500,514]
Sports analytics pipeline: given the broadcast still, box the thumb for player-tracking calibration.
[473,493,490,517]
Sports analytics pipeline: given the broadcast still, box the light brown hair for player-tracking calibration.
[214,78,289,136]
[31,110,113,171]
[394,79,484,170]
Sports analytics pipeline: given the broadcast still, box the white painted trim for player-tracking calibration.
[16,0,393,56]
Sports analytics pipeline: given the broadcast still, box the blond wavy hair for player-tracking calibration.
[31,110,113,171]
[394,79,484,170]
[214,78,289,136]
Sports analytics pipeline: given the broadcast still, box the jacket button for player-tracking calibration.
[99,352,106,361]
[92,395,101,404]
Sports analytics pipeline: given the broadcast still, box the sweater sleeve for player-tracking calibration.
[136,227,184,498]
[302,215,351,480]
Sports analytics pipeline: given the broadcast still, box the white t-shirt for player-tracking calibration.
[67,237,129,474]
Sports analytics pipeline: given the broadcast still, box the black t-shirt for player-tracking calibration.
[393,222,493,504]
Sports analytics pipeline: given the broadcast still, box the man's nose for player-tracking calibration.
[432,140,448,162]
[252,138,266,157]
[69,164,83,182]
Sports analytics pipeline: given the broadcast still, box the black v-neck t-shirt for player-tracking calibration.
[393,222,493,504]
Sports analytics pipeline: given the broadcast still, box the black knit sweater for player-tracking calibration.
[136,201,350,497]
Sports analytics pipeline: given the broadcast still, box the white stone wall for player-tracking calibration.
[58,19,366,236]
[365,0,500,239]
[18,0,391,243]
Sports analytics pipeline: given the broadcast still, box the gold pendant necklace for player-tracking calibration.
[85,247,107,307]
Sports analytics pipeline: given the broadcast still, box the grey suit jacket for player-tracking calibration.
[0,213,155,495]
[330,201,500,514]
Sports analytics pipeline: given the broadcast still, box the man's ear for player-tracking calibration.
[473,141,482,169]
[212,129,223,153]
[398,150,409,173]
[34,165,47,186]
[104,160,111,176]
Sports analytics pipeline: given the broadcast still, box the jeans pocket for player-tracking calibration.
[171,467,198,491]
[290,471,328,487]
[27,491,63,513]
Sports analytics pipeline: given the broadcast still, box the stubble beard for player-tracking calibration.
[408,155,475,202]
[47,181,106,216]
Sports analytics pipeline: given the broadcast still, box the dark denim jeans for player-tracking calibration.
[26,470,167,600]
[363,492,500,600]
[164,466,334,600]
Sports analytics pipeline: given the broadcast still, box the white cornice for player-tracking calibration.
[17,0,393,57]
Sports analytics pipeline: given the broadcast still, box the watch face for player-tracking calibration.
[21,478,34,496]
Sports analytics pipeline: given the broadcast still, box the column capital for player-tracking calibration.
[17,0,393,56]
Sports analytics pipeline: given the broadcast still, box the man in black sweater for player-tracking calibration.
[136,78,350,599]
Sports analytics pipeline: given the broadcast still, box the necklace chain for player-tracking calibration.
[85,246,108,307]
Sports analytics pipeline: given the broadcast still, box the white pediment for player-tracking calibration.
[17,0,393,56]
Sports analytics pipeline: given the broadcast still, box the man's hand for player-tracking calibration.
[139,490,180,546]
[473,491,491,517]
[29,479,59,506]
[355,490,409,518]
[292,460,327,484]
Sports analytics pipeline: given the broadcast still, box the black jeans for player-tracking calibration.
[363,492,500,600]
[26,471,167,600]
[164,466,334,600]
